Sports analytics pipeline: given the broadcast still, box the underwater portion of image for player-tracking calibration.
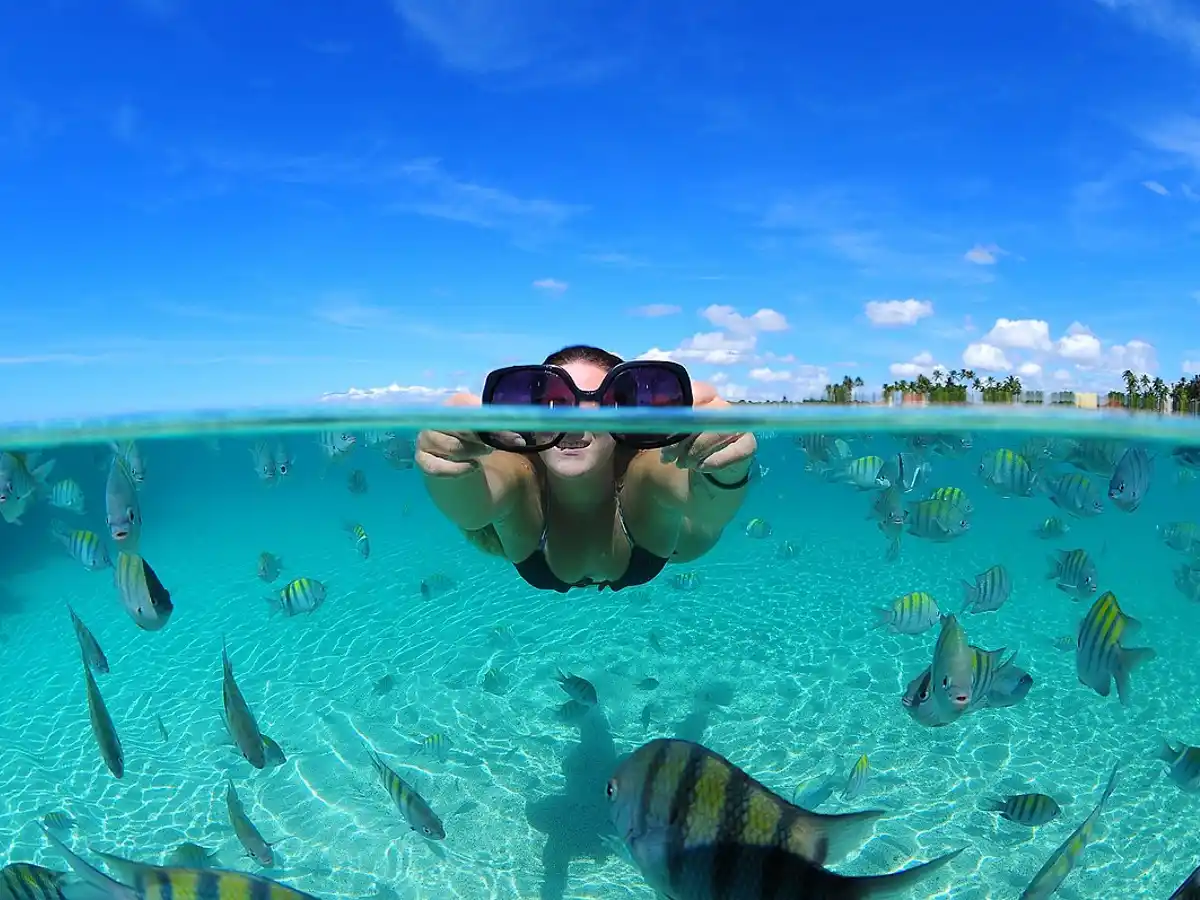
[1,423,1199,900]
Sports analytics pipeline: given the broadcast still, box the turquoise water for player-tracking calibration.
[2,410,1198,899]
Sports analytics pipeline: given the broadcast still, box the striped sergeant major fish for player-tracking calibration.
[1019,764,1119,899]
[39,828,322,900]
[607,738,963,900]
[0,862,67,900]
[1076,591,1156,705]
[221,639,265,769]
[363,742,445,839]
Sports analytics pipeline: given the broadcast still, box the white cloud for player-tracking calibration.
[962,342,1012,371]
[320,383,468,402]
[864,299,933,327]
[532,277,568,294]
[1184,184,1199,201]
[1053,368,1072,384]
[1017,361,1043,377]
[639,331,756,365]
[964,243,1004,264]
[701,304,789,334]
[722,383,749,400]
[1141,180,1170,196]
[1056,330,1104,364]
[982,318,1052,351]
[1107,339,1158,373]
[889,350,941,378]
[748,367,794,382]
[631,304,681,317]
[1184,360,1200,373]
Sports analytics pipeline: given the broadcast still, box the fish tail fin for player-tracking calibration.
[884,536,900,563]
[1157,737,1179,764]
[1114,647,1156,705]
[31,457,56,486]
[41,829,138,900]
[263,596,279,617]
[982,796,1007,812]
[870,609,892,630]
[805,808,887,865]
[1045,554,1061,579]
[849,847,964,899]
[50,519,69,539]
[959,580,976,613]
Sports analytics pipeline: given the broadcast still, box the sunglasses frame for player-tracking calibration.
[478,360,694,453]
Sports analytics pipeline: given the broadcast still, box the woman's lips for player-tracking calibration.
[557,434,590,450]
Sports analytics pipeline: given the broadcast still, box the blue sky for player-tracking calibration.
[2,0,1199,419]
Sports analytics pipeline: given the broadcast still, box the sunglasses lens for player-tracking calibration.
[608,365,690,447]
[483,369,576,451]
[602,366,687,407]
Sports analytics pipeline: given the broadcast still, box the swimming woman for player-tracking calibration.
[416,345,757,592]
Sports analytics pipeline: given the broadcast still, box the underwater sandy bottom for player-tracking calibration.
[0,461,1197,900]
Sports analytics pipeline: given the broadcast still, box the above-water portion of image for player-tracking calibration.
[1,414,1199,900]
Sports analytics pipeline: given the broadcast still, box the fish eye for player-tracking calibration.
[941,676,950,689]
[278,464,289,475]
[918,686,930,701]
[422,826,432,835]
[606,779,618,799]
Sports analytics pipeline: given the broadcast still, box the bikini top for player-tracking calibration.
[513,492,668,592]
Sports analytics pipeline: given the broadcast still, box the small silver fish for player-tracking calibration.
[68,604,109,675]
[226,778,273,866]
[82,658,123,778]
[930,614,973,722]
[221,639,265,769]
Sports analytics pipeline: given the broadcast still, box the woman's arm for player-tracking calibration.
[416,392,532,532]
[624,381,757,560]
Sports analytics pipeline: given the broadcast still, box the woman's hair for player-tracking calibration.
[462,344,637,558]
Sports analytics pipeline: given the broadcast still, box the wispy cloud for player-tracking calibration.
[1141,179,1171,195]
[313,295,398,330]
[111,102,139,143]
[1094,0,1200,59]
[532,277,568,295]
[583,251,648,267]
[394,157,585,238]
[630,304,681,317]
[390,0,630,86]
[964,243,1006,264]
[182,146,584,240]
[1140,116,1200,169]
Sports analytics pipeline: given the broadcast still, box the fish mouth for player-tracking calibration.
[112,529,128,540]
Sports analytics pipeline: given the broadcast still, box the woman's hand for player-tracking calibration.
[660,380,757,474]
[416,392,494,477]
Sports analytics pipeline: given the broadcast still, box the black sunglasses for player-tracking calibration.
[478,360,693,453]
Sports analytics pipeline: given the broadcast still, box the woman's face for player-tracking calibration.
[538,361,616,478]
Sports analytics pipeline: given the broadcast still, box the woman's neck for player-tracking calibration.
[545,465,617,516]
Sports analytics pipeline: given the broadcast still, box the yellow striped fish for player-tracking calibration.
[873,591,940,634]
[978,448,1037,497]
[113,552,173,631]
[1020,765,1118,899]
[986,792,1061,827]
[419,732,451,762]
[364,743,445,839]
[51,522,110,571]
[842,755,869,800]
[1076,591,1156,705]
[266,577,327,617]
[0,862,66,900]
[607,739,962,900]
[40,828,322,900]
[928,485,973,512]
[345,522,370,559]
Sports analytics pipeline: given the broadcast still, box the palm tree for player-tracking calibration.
[1122,369,1137,408]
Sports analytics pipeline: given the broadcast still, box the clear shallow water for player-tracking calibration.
[1,410,1197,900]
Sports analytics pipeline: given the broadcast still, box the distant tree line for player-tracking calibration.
[734,367,1200,413]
